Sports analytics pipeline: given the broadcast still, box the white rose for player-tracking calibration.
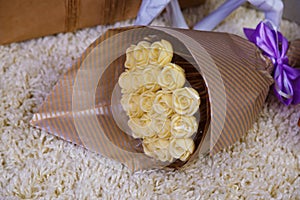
[118,70,143,93]
[118,71,133,93]
[150,113,171,138]
[124,45,136,70]
[143,137,174,162]
[128,114,154,138]
[142,65,161,91]
[149,40,173,66]
[169,138,195,161]
[125,41,150,69]
[139,90,156,113]
[153,90,173,117]
[130,69,144,91]
[127,93,143,118]
[120,93,130,112]
[172,87,200,116]
[171,114,198,138]
[157,63,185,91]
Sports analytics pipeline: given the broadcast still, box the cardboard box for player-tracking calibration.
[0,0,204,45]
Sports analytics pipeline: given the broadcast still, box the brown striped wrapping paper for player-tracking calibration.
[30,27,299,171]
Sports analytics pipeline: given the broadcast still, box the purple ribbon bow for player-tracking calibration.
[244,22,300,105]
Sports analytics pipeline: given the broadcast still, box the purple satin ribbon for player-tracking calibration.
[244,22,300,105]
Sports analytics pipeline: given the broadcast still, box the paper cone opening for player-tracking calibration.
[92,50,211,168]
[71,27,212,169]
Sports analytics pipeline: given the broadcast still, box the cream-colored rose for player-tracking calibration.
[118,70,143,93]
[127,93,143,118]
[169,138,195,161]
[172,87,200,116]
[120,93,130,112]
[118,71,133,93]
[128,114,154,138]
[143,137,174,162]
[134,41,151,66]
[130,69,145,91]
[150,113,171,138]
[171,114,198,138]
[142,65,161,91]
[153,90,173,117]
[139,90,156,113]
[125,41,150,69]
[157,63,185,91]
[149,40,173,66]
[124,45,136,70]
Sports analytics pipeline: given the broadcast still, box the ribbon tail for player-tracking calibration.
[284,64,300,104]
[165,0,189,28]
[193,0,246,31]
[292,84,300,104]
[135,0,171,26]
[283,64,300,80]
[273,75,293,105]
[248,0,283,29]
[243,28,257,43]
[273,64,300,105]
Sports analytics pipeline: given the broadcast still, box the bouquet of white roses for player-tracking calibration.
[118,40,200,163]
[30,25,300,170]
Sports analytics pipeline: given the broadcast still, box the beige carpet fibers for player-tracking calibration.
[1,0,300,199]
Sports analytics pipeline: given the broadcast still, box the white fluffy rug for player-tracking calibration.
[1,0,300,199]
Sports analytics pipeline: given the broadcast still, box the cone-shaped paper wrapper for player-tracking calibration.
[31,26,280,171]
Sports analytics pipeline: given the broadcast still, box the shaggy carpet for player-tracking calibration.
[1,0,300,199]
